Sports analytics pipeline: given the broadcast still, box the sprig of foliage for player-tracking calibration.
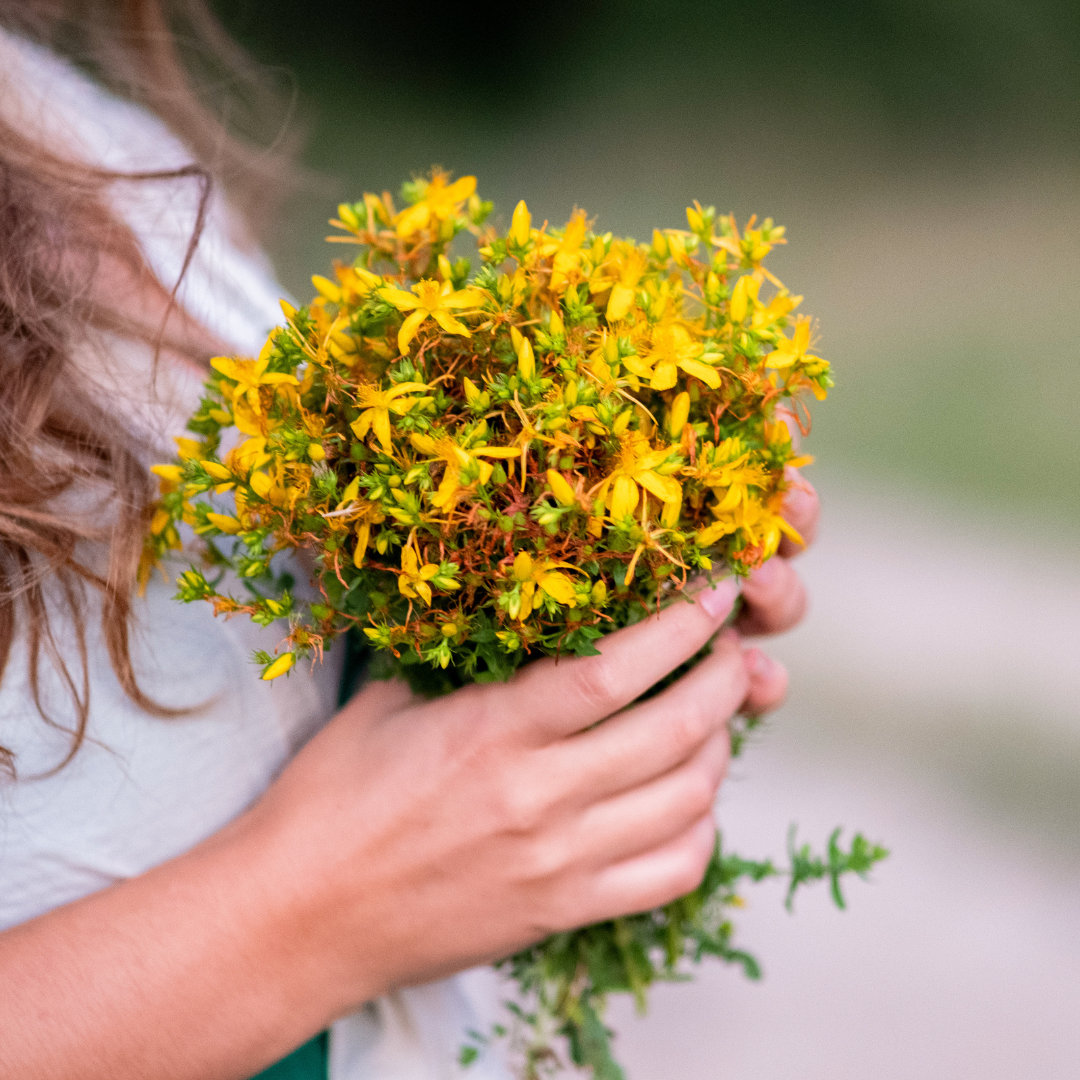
[468,830,887,1079]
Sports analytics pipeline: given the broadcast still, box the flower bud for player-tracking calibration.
[262,652,294,680]
[509,200,532,247]
[668,392,690,440]
[312,275,342,304]
[546,469,576,507]
[337,203,361,229]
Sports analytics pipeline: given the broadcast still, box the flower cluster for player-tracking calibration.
[148,170,830,693]
[149,173,876,1080]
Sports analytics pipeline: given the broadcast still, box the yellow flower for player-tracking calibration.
[410,433,518,511]
[728,274,761,326]
[262,653,295,681]
[751,289,802,336]
[350,381,430,455]
[210,345,299,416]
[224,436,271,478]
[604,247,643,321]
[547,210,588,294]
[625,322,721,391]
[312,265,381,307]
[398,543,441,605]
[352,502,387,567]
[379,279,485,354]
[509,551,580,621]
[695,438,770,514]
[765,316,821,370]
[595,432,683,523]
[205,512,243,535]
[697,492,802,560]
[393,171,477,238]
[712,214,787,284]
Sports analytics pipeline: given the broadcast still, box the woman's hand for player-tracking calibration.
[257,576,753,1012]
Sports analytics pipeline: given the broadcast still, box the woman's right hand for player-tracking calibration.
[252,574,782,1016]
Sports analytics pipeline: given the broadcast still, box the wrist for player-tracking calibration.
[227,794,385,1022]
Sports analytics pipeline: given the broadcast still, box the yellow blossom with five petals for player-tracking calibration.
[350,381,430,455]
[393,171,477,238]
[379,279,485,354]
[594,432,683,522]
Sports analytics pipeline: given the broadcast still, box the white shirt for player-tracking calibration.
[0,29,508,1080]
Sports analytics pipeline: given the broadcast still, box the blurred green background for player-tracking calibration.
[219,0,1080,525]
[212,3,1080,1075]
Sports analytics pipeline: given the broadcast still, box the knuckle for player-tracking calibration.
[569,656,621,718]
[495,779,547,836]
[668,837,712,897]
[668,699,713,755]
[518,835,570,885]
[673,825,717,894]
[680,767,720,820]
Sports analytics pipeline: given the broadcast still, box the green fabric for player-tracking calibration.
[250,1031,328,1080]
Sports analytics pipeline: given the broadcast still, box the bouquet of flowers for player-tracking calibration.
[148,171,885,1079]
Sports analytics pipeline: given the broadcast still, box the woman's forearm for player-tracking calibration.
[0,811,350,1080]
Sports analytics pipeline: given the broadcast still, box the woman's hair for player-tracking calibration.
[0,0,298,776]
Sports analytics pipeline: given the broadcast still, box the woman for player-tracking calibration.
[0,4,816,1077]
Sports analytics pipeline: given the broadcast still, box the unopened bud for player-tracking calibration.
[509,200,531,247]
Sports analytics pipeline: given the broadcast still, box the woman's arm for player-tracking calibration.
[0,546,808,1079]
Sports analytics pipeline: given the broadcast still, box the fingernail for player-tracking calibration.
[698,577,739,619]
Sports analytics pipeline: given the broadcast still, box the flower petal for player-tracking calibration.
[538,571,577,606]
[397,309,429,354]
[431,310,471,337]
[637,470,682,504]
[678,358,722,388]
[611,475,639,520]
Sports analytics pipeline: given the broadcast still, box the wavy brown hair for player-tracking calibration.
[0,0,298,776]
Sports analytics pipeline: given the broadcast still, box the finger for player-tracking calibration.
[545,629,746,801]
[740,648,788,715]
[495,575,740,741]
[571,729,729,868]
[340,676,416,724]
[778,467,819,558]
[736,555,807,637]
[580,814,717,924]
